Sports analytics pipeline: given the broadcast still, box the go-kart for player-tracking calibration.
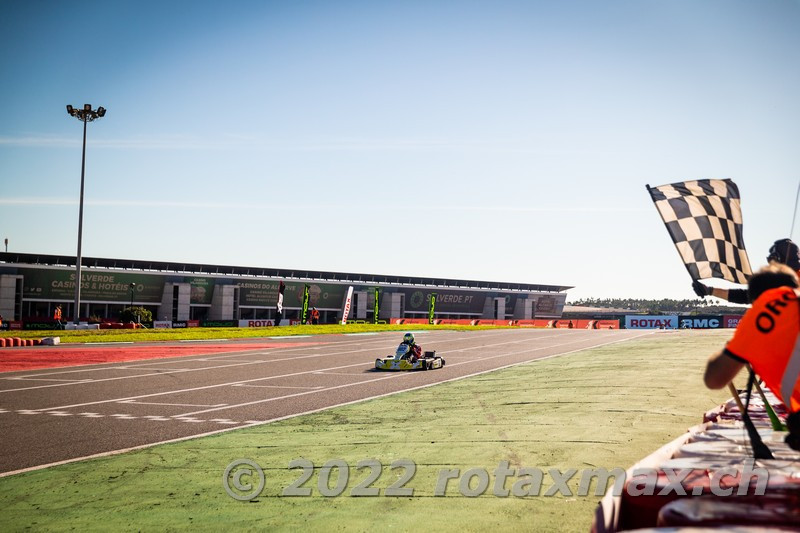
[375,343,445,371]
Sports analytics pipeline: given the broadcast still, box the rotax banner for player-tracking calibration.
[624,315,678,329]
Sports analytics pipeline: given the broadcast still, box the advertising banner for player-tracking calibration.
[187,277,214,305]
[373,288,380,324]
[238,319,300,327]
[153,321,172,329]
[624,315,678,329]
[723,315,743,328]
[277,281,285,313]
[678,315,723,329]
[400,288,485,314]
[428,293,436,324]
[200,320,236,328]
[19,268,165,303]
[341,286,354,325]
[238,280,349,309]
[536,295,556,315]
[239,319,277,327]
[23,321,59,330]
[301,284,310,325]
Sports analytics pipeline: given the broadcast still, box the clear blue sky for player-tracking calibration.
[1,0,798,301]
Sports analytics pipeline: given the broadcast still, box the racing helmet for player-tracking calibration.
[767,239,800,271]
[403,333,415,344]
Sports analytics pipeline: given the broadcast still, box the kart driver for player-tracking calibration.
[401,332,422,362]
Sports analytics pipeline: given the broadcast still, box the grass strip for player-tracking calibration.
[0,331,732,532]
[0,323,513,344]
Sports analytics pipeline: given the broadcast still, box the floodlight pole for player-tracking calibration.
[66,104,106,326]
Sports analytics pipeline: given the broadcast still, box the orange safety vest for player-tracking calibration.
[54,307,62,320]
[726,286,800,411]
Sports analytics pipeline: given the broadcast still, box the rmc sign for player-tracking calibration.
[679,315,722,329]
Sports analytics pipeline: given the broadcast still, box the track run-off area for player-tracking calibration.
[0,328,651,476]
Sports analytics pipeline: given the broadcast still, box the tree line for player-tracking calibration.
[566,297,745,315]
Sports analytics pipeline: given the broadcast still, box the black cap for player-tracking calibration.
[768,239,800,271]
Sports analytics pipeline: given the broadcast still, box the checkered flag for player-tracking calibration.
[647,179,752,284]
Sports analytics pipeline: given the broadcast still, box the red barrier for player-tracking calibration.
[594,319,620,329]
[0,338,6,348]
[392,318,429,325]
[12,338,22,347]
[385,318,616,329]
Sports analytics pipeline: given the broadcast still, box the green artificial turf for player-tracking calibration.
[0,330,733,532]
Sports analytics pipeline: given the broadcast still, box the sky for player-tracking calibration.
[1,0,798,302]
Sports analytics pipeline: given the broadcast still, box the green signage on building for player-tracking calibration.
[19,268,165,303]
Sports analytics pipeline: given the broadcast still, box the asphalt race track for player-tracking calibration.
[0,328,651,475]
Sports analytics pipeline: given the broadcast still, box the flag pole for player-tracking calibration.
[752,374,785,431]
[791,180,800,240]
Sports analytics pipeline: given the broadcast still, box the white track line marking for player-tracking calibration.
[312,371,370,376]
[208,418,238,425]
[117,400,228,407]
[0,332,651,479]
[7,377,95,382]
[174,374,407,417]
[230,384,325,390]
[174,417,204,423]
[34,361,377,412]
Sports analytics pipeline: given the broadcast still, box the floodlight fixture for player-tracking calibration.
[65,103,107,325]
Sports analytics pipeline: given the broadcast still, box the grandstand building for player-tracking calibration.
[0,252,571,326]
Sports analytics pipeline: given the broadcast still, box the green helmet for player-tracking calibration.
[403,333,415,344]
